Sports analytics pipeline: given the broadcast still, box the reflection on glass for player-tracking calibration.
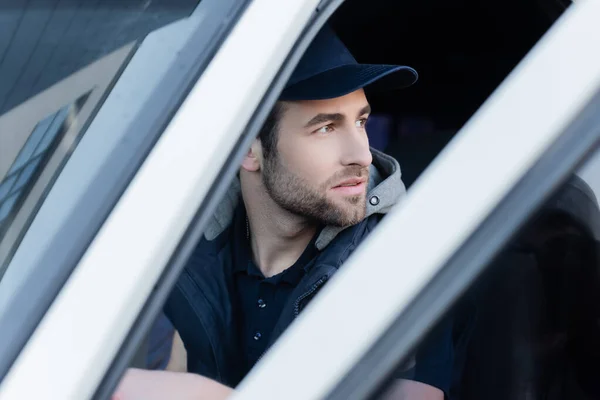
[0,175,18,203]
[11,157,42,195]
[0,102,74,246]
[7,113,55,175]
[0,0,204,335]
[0,192,21,222]
[33,106,70,158]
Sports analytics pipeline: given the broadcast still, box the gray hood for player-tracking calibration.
[204,148,406,250]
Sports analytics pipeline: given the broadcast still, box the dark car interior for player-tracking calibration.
[454,176,600,400]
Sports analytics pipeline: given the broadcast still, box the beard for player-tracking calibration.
[262,154,369,227]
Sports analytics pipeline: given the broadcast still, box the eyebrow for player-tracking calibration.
[358,104,372,117]
[304,112,344,129]
[303,104,372,129]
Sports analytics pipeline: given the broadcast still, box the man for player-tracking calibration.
[114,25,455,399]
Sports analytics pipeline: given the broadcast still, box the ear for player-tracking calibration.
[241,139,262,172]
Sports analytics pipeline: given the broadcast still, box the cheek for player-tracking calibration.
[278,139,336,186]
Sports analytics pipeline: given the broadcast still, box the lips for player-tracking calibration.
[331,177,367,196]
[333,177,366,188]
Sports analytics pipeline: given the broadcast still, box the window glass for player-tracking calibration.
[6,113,55,175]
[0,175,18,203]
[0,193,20,224]
[0,1,201,116]
[12,156,42,193]
[0,103,76,239]
[0,0,201,275]
[32,105,71,157]
[0,94,85,253]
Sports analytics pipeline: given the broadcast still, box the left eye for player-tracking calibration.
[356,118,367,128]
[316,125,334,134]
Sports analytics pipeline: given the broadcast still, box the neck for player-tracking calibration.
[240,172,318,278]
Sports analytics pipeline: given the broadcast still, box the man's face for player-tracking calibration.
[262,89,373,227]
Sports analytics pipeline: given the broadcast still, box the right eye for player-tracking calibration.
[315,124,334,134]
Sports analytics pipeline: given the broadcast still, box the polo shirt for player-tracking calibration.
[231,204,320,376]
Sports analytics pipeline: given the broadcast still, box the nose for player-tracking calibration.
[340,125,373,167]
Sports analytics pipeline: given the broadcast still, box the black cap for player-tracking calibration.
[280,25,418,101]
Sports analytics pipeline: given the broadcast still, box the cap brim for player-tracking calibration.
[280,64,418,101]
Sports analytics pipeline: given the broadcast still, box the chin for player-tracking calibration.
[331,192,365,203]
[339,205,367,225]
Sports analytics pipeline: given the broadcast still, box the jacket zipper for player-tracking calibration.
[293,276,328,317]
[255,276,329,363]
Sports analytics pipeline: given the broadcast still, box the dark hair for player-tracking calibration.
[258,102,285,160]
